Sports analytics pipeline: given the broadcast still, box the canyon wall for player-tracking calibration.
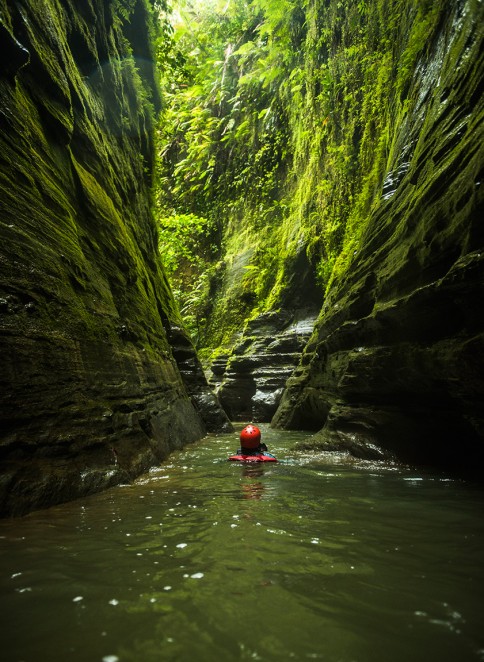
[0,0,230,517]
[273,0,484,474]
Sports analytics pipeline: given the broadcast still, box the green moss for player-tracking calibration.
[0,0,180,351]
[155,0,452,356]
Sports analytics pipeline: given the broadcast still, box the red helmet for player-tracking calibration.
[240,424,261,449]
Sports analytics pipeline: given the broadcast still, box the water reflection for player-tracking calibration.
[0,427,483,662]
[241,464,265,500]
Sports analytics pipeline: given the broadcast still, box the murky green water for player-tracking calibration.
[1,425,483,662]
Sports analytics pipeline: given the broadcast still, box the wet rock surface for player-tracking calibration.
[168,326,233,432]
[212,311,317,422]
[273,2,484,475]
[0,1,227,516]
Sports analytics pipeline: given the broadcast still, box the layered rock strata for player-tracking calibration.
[0,0,229,516]
[168,325,232,432]
[273,1,484,475]
[213,311,317,421]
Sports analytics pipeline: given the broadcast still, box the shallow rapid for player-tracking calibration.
[1,425,483,662]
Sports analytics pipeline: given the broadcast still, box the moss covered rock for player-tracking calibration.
[0,0,229,517]
[273,0,484,475]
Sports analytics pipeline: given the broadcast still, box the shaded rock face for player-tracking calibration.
[167,325,232,432]
[0,1,228,516]
[213,311,317,422]
[273,1,484,475]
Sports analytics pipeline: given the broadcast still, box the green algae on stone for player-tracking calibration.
[0,0,229,517]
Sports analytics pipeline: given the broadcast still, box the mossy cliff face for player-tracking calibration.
[273,0,484,473]
[0,0,230,517]
[160,0,484,474]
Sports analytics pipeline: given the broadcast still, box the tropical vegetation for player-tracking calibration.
[154,0,446,359]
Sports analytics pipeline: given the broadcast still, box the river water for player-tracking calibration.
[1,425,483,662]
